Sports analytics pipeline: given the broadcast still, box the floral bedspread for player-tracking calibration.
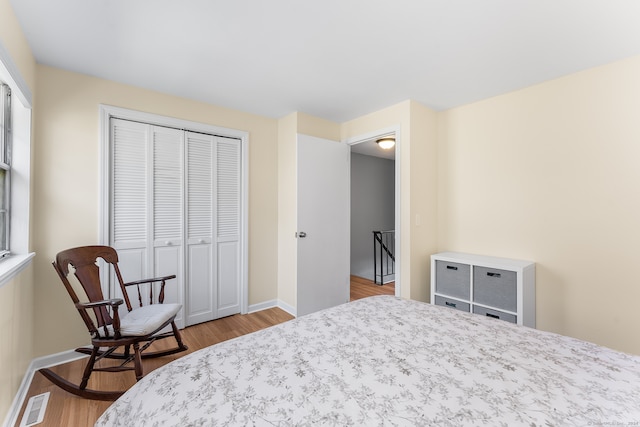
[95,296,640,426]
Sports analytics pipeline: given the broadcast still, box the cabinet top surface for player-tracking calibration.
[432,252,535,269]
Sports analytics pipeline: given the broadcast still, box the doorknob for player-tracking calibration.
[296,232,307,238]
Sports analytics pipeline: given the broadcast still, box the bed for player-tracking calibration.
[95,295,640,426]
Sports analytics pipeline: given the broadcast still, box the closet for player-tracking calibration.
[107,117,242,328]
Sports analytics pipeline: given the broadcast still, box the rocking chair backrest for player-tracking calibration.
[53,245,134,334]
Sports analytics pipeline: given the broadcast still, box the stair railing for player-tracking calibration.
[373,230,395,285]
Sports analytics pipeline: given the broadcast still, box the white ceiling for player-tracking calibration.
[10,0,640,123]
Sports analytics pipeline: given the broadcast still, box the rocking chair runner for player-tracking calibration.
[39,245,188,400]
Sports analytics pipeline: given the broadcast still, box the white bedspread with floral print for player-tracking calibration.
[95,296,640,426]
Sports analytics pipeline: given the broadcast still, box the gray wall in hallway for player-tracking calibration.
[350,152,395,280]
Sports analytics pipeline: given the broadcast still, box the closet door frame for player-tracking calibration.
[98,104,249,316]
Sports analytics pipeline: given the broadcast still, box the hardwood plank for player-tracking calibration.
[14,278,391,427]
[350,274,395,300]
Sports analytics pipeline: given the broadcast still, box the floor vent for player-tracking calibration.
[20,392,50,427]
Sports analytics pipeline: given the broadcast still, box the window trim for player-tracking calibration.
[1,82,12,258]
[0,41,34,287]
[0,252,35,284]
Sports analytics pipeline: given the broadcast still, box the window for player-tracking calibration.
[0,82,10,258]
[0,42,34,286]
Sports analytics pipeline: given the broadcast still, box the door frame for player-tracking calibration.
[344,125,401,297]
[98,104,249,315]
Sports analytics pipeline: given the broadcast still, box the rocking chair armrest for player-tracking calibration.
[75,298,125,338]
[76,298,124,310]
[123,274,177,287]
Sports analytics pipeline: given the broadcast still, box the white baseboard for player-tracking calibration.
[277,300,296,317]
[248,299,296,317]
[247,299,278,313]
[3,350,88,427]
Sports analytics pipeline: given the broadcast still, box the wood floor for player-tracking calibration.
[12,276,393,427]
[350,274,395,300]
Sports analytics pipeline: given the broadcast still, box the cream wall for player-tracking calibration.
[0,0,35,88]
[33,65,279,355]
[408,101,438,302]
[341,100,438,302]
[437,55,640,354]
[0,266,35,423]
[0,0,37,422]
[297,112,341,141]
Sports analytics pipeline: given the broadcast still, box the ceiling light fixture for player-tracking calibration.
[376,137,395,150]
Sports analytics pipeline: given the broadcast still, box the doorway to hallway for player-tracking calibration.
[349,128,399,296]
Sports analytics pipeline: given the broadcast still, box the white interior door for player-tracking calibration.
[297,134,350,317]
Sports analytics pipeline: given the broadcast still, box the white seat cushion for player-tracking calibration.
[117,303,181,336]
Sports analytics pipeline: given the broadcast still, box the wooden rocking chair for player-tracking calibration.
[39,245,188,400]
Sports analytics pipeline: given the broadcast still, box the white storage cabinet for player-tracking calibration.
[430,252,536,327]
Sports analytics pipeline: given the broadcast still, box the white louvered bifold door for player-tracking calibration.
[215,136,241,317]
[151,126,184,326]
[110,119,240,328]
[110,120,185,327]
[185,132,215,326]
[110,119,150,301]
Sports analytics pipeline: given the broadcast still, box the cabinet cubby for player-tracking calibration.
[430,252,536,328]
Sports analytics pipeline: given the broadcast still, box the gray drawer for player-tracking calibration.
[473,266,517,312]
[473,305,517,324]
[435,295,470,313]
[435,260,470,300]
